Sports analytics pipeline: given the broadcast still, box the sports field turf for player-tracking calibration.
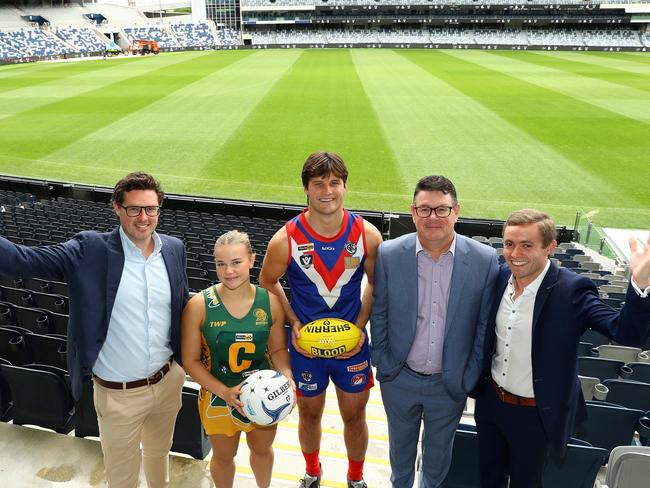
[0,49,648,228]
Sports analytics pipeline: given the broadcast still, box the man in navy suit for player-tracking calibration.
[474,208,650,488]
[370,175,498,487]
[0,172,189,488]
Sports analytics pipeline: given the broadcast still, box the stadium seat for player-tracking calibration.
[0,326,34,366]
[543,442,608,488]
[74,379,99,438]
[441,425,480,488]
[0,357,13,421]
[573,402,644,453]
[11,305,53,334]
[596,345,645,364]
[578,342,595,357]
[24,333,67,370]
[624,363,650,384]
[0,363,75,434]
[601,379,650,412]
[578,357,625,382]
[581,329,610,347]
[30,291,68,314]
[579,376,606,402]
[597,446,650,488]
[171,386,211,459]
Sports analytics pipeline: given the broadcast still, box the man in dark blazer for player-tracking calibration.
[474,208,650,488]
[0,172,189,488]
[370,175,498,488]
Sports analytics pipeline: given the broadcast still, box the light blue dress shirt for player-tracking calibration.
[92,227,173,381]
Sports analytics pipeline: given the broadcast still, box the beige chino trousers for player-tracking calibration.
[93,361,185,488]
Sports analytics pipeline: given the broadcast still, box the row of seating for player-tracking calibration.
[0,361,209,459]
[248,26,650,48]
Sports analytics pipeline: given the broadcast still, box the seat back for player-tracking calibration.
[24,333,67,370]
[171,386,211,459]
[0,363,74,433]
[0,326,34,365]
[441,427,480,488]
[74,379,99,438]
[573,402,643,453]
[578,357,625,382]
[605,446,650,488]
[601,379,650,412]
[0,357,13,421]
[625,363,650,384]
[542,443,608,488]
[597,345,643,364]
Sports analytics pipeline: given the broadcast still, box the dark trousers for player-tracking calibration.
[474,380,550,488]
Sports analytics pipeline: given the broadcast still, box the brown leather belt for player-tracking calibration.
[94,360,172,390]
[491,378,537,407]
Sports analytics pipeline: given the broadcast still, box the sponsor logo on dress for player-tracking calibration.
[297,243,314,252]
[209,320,226,328]
[301,371,313,382]
[235,333,253,342]
[242,369,259,378]
[299,254,313,269]
[254,308,268,326]
[206,287,221,308]
[347,361,368,373]
[299,382,318,391]
[351,373,366,386]
[321,246,335,251]
[344,256,360,269]
[344,241,357,255]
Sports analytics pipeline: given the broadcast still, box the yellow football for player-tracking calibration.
[296,318,361,358]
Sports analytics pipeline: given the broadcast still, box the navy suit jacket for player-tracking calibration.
[0,228,189,400]
[478,262,650,454]
[370,233,499,398]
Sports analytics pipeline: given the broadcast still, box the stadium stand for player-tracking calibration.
[123,25,180,49]
[170,22,216,48]
[55,26,108,53]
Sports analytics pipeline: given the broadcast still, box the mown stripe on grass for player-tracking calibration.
[535,51,650,77]
[494,50,650,94]
[0,57,127,95]
[398,50,649,228]
[43,50,301,187]
[447,50,650,124]
[581,51,650,65]
[0,52,207,121]
[0,50,251,184]
[198,49,402,210]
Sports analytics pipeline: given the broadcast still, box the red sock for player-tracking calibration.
[302,449,321,477]
[348,456,365,481]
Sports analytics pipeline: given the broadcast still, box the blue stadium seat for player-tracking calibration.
[542,442,608,488]
[171,386,211,459]
[573,402,644,453]
[601,379,650,412]
[578,357,625,382]
[625,363,650,384]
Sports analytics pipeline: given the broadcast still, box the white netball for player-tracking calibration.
[239,370,295,426]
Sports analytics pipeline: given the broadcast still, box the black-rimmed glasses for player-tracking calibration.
[413,205,454,218]
[117,204,161,217]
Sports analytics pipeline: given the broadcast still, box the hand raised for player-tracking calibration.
[629,234,650,289]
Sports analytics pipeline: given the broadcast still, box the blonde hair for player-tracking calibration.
[213,230,254,256]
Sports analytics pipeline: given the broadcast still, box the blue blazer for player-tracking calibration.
[370,233,499,398]
[0,228,189,400]
[478,262,650,454]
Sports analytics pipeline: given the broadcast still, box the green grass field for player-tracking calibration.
[1,49,649,228]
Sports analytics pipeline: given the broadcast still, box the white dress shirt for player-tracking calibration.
[491,260,551,398]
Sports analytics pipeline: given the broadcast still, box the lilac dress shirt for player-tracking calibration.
[406,235,456,374]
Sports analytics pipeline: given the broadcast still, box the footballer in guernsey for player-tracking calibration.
[260,152,382,488]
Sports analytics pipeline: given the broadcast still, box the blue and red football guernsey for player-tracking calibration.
[285,208,367,326]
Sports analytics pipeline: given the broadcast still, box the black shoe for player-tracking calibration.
[347,479,367,488]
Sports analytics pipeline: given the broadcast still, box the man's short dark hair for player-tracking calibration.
[301,152,349,188]
[112,172,164,205]
[413,175,457,205]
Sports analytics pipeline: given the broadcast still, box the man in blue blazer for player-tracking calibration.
[0,172,189,488]
[474,208,650,488]
[370,175,499,488]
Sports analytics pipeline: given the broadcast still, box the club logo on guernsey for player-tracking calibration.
[344,241,357,255]
[254,308,268,326]
[206,287,221,308]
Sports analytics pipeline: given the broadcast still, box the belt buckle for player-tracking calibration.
[147,369,163,385]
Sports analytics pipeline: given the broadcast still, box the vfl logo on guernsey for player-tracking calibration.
[254,308,268,326]
[206,287,221,308]
[299,254,313,269]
